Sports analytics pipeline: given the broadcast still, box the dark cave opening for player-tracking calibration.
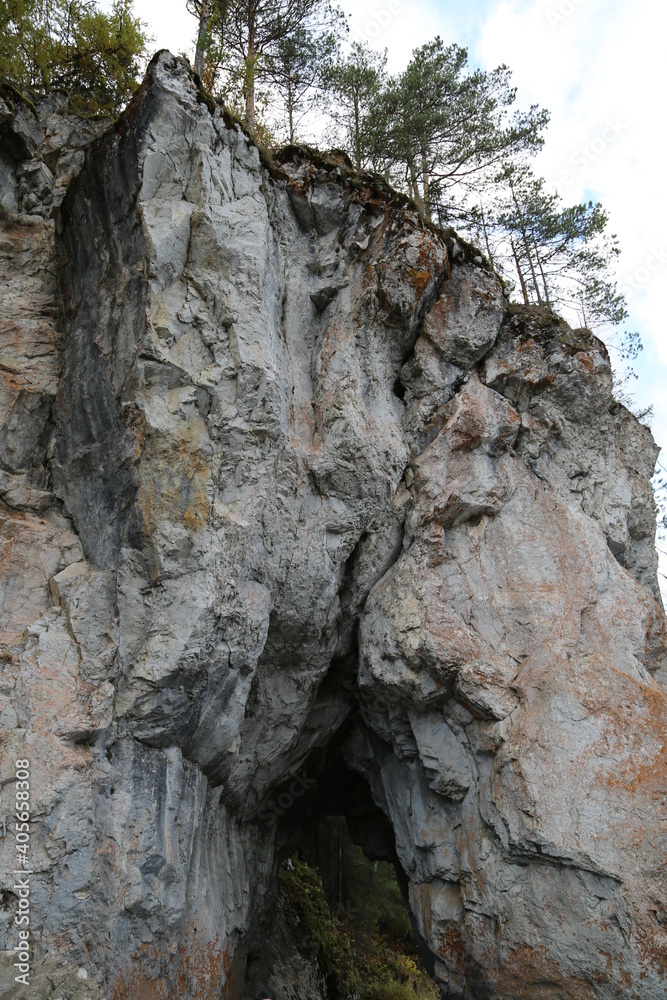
[393,377,407,403]
[243,744,440,1000]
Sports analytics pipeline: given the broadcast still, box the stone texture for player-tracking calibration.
[0,51,665,1000]
[483,307,661,599]
[242,888,327,1000]
[0,86,104,217]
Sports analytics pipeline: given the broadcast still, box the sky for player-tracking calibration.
[129,0,667,598]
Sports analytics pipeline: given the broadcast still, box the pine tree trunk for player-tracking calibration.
[353,94,361,172]
[511,239,530,305]
[421,147,431,221]
[479,201,494,267]
[288,75,294,143]
[245,12,256,135]
[407,156,424,213]
[519,225,542,304]
[509,182,542,305]
[536,253,551,307]
[194,0,211,80]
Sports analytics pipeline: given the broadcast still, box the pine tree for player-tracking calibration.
[265,25,337,143]
[320,41,387,172]
[470,162,641,365]
[378,38,549,221]
[189,0,342,135]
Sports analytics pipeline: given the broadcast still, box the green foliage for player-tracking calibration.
[0,0,148,116]
[301,816,412,938]
[188,0,343,135]
[356,938,437,1000]
[361,978,427,1000]
[211,55,277,146]
[321,36,548,216]
[468,162,641,366]
[280,826,438,1000]
[280,856,358,995]
[265,25,337,143]
[320,41,387,171]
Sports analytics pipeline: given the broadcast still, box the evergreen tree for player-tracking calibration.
[189,0,228,87]
[470,162,641,364]
[265,25,337,143]
[189,0,342,135]
[300,816,412,938]
[0,0,148,116]
[379,38,549,221]
[320,41,387,171]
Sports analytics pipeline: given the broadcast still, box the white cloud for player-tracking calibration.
[133,0,199,58]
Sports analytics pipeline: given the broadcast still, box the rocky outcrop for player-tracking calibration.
[0,84,106,219]
[0,51,665,999]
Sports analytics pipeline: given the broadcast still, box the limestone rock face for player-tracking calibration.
[0,86,105,218]
[0,52,665,1000]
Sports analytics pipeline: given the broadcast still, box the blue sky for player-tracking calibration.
[131,0,667,595]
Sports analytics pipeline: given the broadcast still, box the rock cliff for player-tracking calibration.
[1,52,666,1000]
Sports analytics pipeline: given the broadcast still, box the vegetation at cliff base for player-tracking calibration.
[280,818,438,1000]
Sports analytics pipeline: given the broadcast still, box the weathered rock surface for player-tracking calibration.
[0,85,105,219]
[242,888,327,1000]
[0,51,665,999]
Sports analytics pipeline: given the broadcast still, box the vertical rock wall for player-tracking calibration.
[0,52,665,999]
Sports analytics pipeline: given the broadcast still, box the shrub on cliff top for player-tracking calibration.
[0,0,148,116]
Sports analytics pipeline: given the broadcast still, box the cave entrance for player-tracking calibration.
[243,750,439,1000]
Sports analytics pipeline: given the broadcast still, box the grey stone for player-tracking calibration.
[310,283,346,312]
[0,51,665,1000]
